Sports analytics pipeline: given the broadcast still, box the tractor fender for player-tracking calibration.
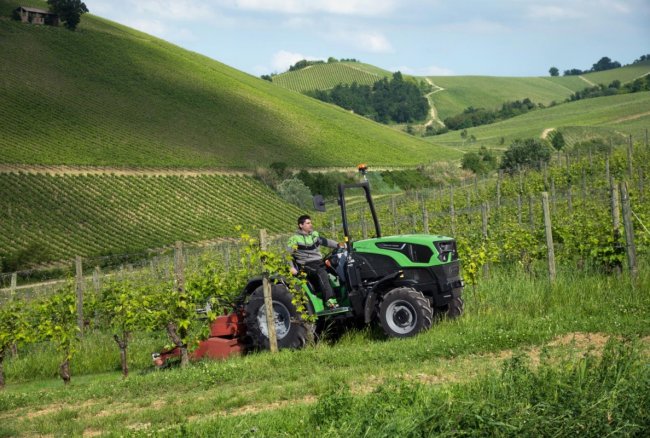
[364,291,377,324]
[236,275,291,305]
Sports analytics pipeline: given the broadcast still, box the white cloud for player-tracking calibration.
[357,32,393,53]
[270,50,322,72]
[597,0,631,13]
[227,0,396,16]
[119,18,197,43]
[129,0,217,21]
[396,65,454,76]
[439,18,509,34]
[526,5,584,20]
[328,30,393,53]
[282,16,315,29]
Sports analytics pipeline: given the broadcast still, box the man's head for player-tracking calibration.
[297,214,313,233]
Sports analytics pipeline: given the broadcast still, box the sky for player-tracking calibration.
[85,0,650,77]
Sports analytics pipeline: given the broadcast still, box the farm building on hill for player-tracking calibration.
[14,6,59,26]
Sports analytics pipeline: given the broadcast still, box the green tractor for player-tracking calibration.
[236,178,464,351]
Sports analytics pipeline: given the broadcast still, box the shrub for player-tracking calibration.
[500,138,552,172]
[276,178,313,209]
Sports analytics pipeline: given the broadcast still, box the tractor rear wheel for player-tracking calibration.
[244,283,309,351]
[378,287,433,338]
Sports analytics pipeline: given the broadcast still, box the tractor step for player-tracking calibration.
[316,306,352,316]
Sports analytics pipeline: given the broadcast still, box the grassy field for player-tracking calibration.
[0,2,456,168]
[426,75,586,121]
[428,91,650,151]
[1,263,648,436]
[0,172,303,264]
[581,60,650,86]
[422,62,649,121]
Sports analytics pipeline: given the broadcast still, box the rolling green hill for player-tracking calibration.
[427,91,650,150]
[0,2,457,168]
[426,76,587,121]
[580,60,650,86]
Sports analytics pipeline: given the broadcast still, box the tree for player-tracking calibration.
[461,152,482,174]
[270,161,290,180]
[549,67,559,77]
[500,138,552,172]
[48,0,89,31]
[461,147,496,175]
[548,130,565,151]
[592,56,621,72]
[277,178,313,209]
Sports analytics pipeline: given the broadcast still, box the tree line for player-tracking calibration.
[443,99,540,131]
[549,54,649,77]
[569,75,650,101]
[306,72,430,124]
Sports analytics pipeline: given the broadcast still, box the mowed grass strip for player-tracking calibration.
[1,262,648,436]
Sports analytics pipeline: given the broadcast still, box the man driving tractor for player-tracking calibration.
[288,214,341,309]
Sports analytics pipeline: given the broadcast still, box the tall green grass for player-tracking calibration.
[1,260,647,436]
[194,339,649,437]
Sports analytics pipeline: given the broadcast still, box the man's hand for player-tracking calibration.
[290,267,298,276]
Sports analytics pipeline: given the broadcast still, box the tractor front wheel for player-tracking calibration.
[244,283,309,351]
[378,287,433,338]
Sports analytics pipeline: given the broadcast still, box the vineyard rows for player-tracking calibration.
[2,20,444,169]
[0,173,301,264]
[331,142,650,277]
[273,63,383,93]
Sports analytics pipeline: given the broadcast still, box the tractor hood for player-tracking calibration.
[352,234,459,267]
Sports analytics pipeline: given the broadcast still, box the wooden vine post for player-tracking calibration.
[422,202,430,234]
[173,241,191,367]
[450,185,456,235]
[542,193,556,283]
[259,229,278,353]
[481,202,489,278]
[75,256,84,335]
[610,179,623,275]
[619,183,638,281]
[496,170,502,209]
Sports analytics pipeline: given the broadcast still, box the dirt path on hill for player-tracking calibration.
[541,127,555,139]
[611,110,650,123]
[424,78,445,128]
[0,164,423,177]
[0,164,253,177]
[578,75,597,87]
